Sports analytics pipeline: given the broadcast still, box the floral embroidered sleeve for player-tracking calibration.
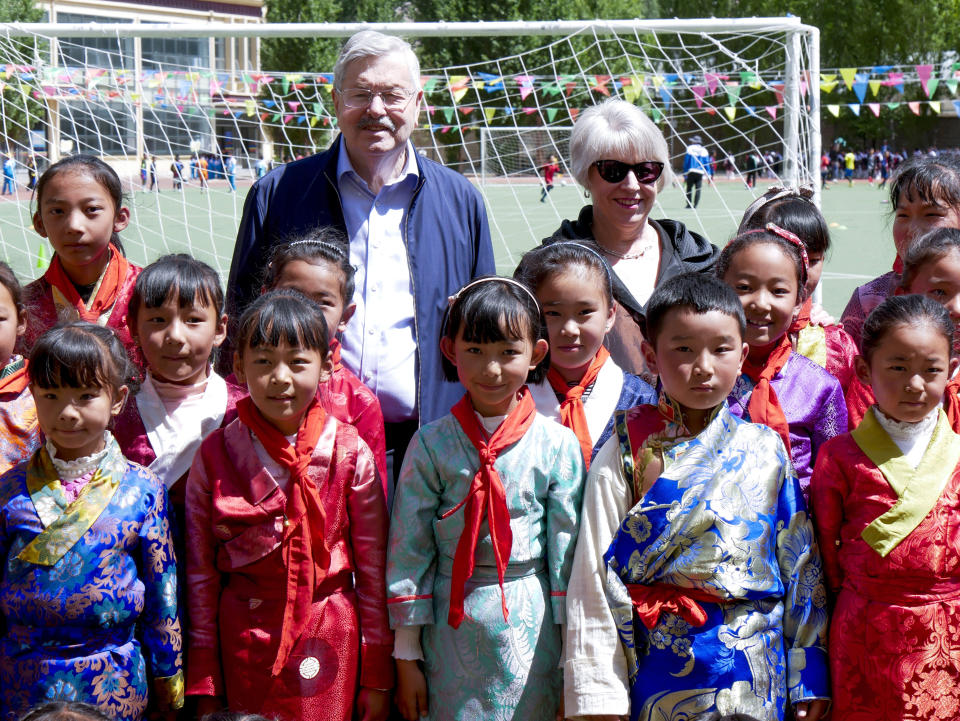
[136,468,184,710]
[774,444,830,705]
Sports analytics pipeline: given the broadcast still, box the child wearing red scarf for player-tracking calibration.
[25,156,141,363]
[738,187,859,392]
[260,231,388,498]
[0,262,38,475]
[717,225,847,498]
[185,290,393,721]
[386,277,584,721]
[515,242,656,471]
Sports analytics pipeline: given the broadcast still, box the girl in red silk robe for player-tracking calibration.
[260,230,388,496]
[185,290,393,721]
[812,295,960,721]
[0,263,38,476]
[25,156,141,364]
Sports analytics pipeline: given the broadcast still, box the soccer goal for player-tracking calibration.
[0,18,820,282]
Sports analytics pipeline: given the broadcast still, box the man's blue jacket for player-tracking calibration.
[226,135,495,425]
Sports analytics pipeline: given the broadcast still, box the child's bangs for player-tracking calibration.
[896,166,960,209]
[29,334,111,389]
[457,292,533,345]
[137,259,222,312]
[245,297,327,353]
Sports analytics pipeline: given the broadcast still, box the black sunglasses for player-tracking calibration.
[594,159,664,184]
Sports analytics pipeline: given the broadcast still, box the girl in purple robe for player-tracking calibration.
[717,224,847,496]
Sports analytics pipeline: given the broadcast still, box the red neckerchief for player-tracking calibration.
[0,359,28,394]
[741,335,793,453]
[445,388,537,629]
[945,377,960,433]
[236,395,330,676]
[893,256,904,274]
[788,297,812,335]
[547,346,610,470]
[329,339,343,371]
[43,244,129,323]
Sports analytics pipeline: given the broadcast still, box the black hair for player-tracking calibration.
[29,322,138,397]
[513,241,613,307]
[643,272,746,347]
[440,276,549,384]
[861,294,953,362]
[33,155,127,256]
[20,702,112,721]
[0,260,25,322]
[262,227,355,304]
[235,289,329,359]
[899,227,960,290]
[890,151,960,212]
[128,253,224,323]
[715,229,808,302]
[738,192,831,255]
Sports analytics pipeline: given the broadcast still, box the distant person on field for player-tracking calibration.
[226,30,494,492]
[682,133,712,209]
[171,154,184,191]
[1,155,15,195]
[540,154,560,202]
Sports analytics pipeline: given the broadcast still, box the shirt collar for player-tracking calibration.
[336,137,419,191]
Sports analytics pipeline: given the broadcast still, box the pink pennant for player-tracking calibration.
[288,101,300,112]
[692,85,706,109]
[460,106,474,115]
[882,72,904,87]
[869,103,881,117]
[765,106,778,119]
[908,101,921,115]
[704,72,720,95]
[283,114,294,123]
[570,107,580,121]
[771,81,785,107]
[515,74,534,100]
[523,107,537,115]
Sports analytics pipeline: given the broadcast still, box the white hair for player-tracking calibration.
[333,31,421,91]
[569,98,672,191]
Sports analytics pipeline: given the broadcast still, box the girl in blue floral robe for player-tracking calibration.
[0,323,182,721]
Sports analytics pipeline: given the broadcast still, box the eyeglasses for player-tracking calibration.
[593,159,664,184]
[339,87,416,110]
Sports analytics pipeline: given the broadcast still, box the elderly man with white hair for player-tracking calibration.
[226,30,494,492]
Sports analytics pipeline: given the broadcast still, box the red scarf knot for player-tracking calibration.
[446,388,537,629]
[43,243,129,323]
[741,335,793,454]
[547,346,610,470]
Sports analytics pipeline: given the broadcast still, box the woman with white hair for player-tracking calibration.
[542,98,719,375]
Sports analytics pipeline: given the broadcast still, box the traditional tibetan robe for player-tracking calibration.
[386,399,584,721]
[728,350,847,495]
[23,246,142,364]
[0,434,183,721]
[185,411,393,721]
[811,407,960,721]
[0,357,39,477]
[579,398,828,721]
[530,350,656,467]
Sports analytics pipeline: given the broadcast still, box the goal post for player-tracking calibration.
[0,18,820,281]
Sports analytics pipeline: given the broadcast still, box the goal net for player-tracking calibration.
[0,18,820,283]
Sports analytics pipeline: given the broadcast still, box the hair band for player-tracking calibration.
[764,222,810,273]
[737,184,816,234]
[546,241,614,295]
[452,276,541,311]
